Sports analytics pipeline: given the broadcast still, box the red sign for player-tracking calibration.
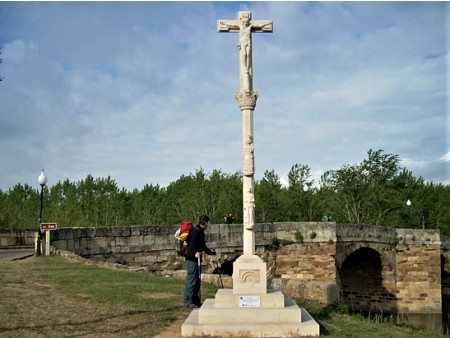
[40,223,58,230]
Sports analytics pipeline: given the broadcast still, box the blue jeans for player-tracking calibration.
[184,259,201,306]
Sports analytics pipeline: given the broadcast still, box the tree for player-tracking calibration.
[256,169,283,222]
[209,170,242,223]
[432,184,450,233]
[389,169,425,228]
[3,184,40,228]
[129,184,164,225]
[360,149,402,226]
[286,163,313,221]
[164,168,244,224]
[323,149,402,225]
[165,173,201,222]
[0,151,448,233]
[0,190,6,227]
[47,179,81,228]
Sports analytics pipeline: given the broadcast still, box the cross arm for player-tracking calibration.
[217,19,240,33]
[251,20,273,33]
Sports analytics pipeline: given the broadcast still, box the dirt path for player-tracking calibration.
[153,316,186,338]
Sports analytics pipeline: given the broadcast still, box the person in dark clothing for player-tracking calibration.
[184,215,215,308]
[224,213,234,224]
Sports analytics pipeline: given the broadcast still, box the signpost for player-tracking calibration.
[40,223,57,231]
[40,223,57,256]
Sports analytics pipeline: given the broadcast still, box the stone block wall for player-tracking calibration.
[273,241,338,304]
[276,242,336,281]
[50,223,333,275]
[52,224,252,275]
[53,225,184,274]
[395,229,442,331]
[0,228,36,247]
[441,236,450,332]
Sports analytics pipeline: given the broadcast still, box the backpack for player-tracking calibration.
[175,221,193,256]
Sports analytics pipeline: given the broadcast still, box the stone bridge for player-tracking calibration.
[1,222,448,332]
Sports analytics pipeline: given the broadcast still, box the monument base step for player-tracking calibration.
[215,288,286,308]
[181,298,320,337]
[199,298,302,323]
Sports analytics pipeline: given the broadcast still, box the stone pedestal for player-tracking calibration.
[232,255,267,294]
[181,256,320,337]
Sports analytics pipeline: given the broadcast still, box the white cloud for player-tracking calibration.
[440,152,450,162]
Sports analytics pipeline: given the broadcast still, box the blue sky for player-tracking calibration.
[0,1,448,191]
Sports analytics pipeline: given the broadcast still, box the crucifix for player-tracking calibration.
[218,12,273,258]
[182,14,319,336]
[218,11,273,93]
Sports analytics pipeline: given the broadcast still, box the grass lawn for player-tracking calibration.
[0,256,444,337]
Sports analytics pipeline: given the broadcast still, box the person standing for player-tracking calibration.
[184,215,215,308]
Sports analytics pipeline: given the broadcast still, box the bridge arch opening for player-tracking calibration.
[339,247,395,313]
[212,257,236,276]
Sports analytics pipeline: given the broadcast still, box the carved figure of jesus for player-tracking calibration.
[237,15,253,75]
[218,12,273,92]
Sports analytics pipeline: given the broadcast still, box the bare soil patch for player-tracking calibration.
[152,316,186,338]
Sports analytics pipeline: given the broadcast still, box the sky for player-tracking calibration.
[0,1,448,191]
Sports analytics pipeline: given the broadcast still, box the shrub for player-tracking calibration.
[295,231,304,244]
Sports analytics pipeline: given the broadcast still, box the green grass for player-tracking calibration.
[305,302,445,338]
[0,256,217,337]
[0,256,445,337]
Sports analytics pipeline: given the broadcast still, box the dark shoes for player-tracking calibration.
[185,303,201,308]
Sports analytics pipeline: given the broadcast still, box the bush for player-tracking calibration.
[295,231,304,243]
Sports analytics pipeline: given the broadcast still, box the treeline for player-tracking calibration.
[1,149,449,234]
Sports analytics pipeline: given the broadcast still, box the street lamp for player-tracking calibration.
[36,169,47,256]
[303,184,309,221]
[406,199,412,227]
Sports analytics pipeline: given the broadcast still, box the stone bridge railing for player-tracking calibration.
[47,222,337,273]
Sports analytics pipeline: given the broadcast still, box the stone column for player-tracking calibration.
[236,91,258,256]
[233,91,267,294]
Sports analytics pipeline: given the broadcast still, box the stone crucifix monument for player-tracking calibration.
[218,11,272,295]
[218,10,271,258]
[182,11,319,337]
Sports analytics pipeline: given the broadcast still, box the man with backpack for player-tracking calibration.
[184,214,216,308]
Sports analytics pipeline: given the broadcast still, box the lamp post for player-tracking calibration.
[36,169,47,256]
[303,184,309,221]
[406,199,412,227]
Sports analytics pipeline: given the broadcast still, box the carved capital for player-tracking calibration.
[235,91,258,110]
